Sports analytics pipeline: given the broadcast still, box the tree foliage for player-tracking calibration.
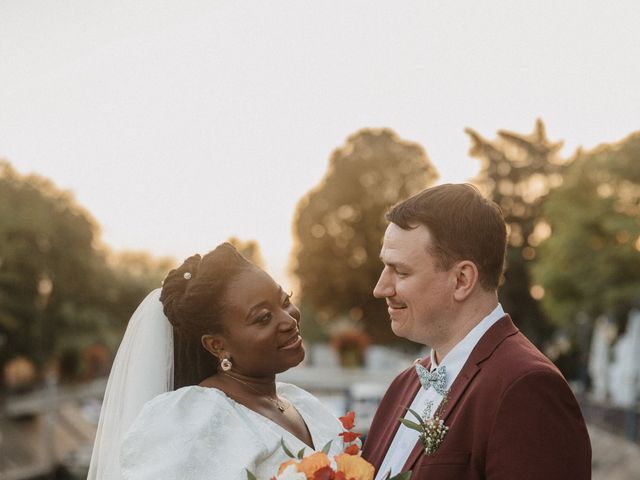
[227,236,265,268]
[465,120,566,345]
[103,250,175,337]
[291,129,438,343]
[0,161,170,379]
[532,132,640,332]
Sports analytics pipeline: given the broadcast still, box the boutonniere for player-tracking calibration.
[398,405,449,456]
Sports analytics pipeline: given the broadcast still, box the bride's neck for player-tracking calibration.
[221,371,277,396]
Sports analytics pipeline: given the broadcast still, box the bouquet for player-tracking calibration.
[248,411,410,480]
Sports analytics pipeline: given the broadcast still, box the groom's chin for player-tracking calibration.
[390,317,410,339]
[390,323,403,338]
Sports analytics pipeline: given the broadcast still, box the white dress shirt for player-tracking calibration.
[375,304,505,480]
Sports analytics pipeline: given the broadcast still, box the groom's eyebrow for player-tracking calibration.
[380,257,412,271]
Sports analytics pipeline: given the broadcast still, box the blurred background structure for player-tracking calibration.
[1,1,640,478]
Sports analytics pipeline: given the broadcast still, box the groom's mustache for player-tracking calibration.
[387,301,407,309]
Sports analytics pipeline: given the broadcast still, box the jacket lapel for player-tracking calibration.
[371,357,431,470]
[401,315,519,472]
[400,363,481,472]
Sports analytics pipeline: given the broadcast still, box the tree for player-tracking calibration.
[0,160,100,369]
[465,120,566,345]
[532,132,640,334]
[291,129,438,343]
[0,161,169,382]
[227,236,265,268]
[102,250,175,337]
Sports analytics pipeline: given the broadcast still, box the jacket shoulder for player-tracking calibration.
[488,330,563,378]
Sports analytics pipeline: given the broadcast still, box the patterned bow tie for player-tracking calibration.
[415,364,448,395]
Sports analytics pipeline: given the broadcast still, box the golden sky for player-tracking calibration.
[1,0,639,285]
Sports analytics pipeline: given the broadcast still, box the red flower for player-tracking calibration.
[344,444,360,455]
[312,467,347,480]
[313,466,337,480]
[339,411,356,430]
[339,431,362,443]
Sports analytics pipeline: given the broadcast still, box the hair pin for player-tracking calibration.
[183,272,192,280]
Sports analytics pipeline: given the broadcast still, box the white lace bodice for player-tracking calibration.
[120,382,344,479]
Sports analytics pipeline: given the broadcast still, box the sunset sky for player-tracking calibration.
[1,1,639,285]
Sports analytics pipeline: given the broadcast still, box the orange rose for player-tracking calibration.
[298,452,331,479]
[278,459,298,475]
[334,453,374,480]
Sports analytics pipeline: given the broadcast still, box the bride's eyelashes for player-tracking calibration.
[252,291,295,324]
[283,291,293,308]
[255,312,272,324]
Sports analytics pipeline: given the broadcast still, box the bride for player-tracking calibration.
[88,243,346,479]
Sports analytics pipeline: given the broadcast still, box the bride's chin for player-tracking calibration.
[278,349,305,373]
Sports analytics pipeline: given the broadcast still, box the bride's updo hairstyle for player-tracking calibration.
[160,243,254,389]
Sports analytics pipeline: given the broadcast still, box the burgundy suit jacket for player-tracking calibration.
[362,315,591,479]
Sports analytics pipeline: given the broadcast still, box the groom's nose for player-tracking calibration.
[373,267,394,298]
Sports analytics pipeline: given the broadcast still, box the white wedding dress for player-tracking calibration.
[120,382,345,479]
[88,289,344,480]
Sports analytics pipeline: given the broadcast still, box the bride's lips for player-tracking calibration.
[278,333,302,350]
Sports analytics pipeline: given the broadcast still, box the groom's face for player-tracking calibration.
[374,223,455,345]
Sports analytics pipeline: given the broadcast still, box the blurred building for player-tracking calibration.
[589,311,640,407]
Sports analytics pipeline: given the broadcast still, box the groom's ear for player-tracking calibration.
[201,334,226,359]
[452,260,478,301]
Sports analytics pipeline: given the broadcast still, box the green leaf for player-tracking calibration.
[297,447,306,459]
[398,418,422,431]
[321,440,333,454]
[280,438,295,458]
[246,469,258,480]
[389,471,412,480]
[407,408,426,426]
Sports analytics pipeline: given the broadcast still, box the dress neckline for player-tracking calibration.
[192,383,317,450]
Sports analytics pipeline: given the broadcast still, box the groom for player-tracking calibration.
[362,184,591,479]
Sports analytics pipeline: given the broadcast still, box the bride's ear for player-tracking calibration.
[201,334,225,359]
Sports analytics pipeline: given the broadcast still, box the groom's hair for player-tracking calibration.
[387,183,506,291]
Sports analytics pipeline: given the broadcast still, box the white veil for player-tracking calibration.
[88,288,174,479]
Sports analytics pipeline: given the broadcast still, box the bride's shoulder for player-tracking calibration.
[135,385,234,422]
[121,386,265,478]
[125,386,244,446]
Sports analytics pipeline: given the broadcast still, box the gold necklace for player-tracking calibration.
[223,373,289,412]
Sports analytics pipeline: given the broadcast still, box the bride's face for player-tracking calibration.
[217,268,304,377]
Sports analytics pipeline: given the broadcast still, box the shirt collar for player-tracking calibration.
[430,303,505,389]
